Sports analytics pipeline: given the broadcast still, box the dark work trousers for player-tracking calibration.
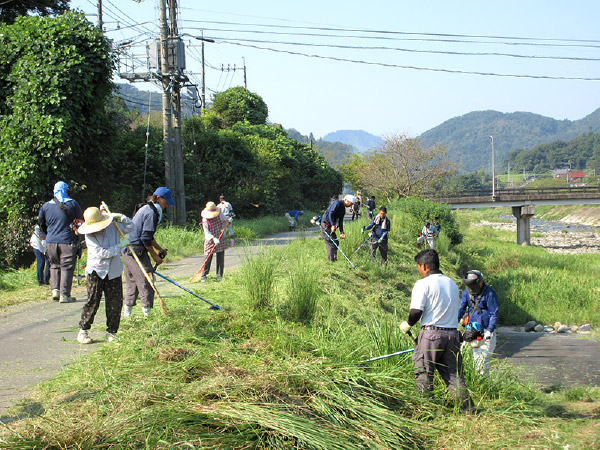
[79,272,123,334]
[33,249,50,285]
[320,223,339,262]
[369,239,388,264]
[412,328,474,413]
[46,242,78,297]
[202,251,224,277]
[122,251,154,308]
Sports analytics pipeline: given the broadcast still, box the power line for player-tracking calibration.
[183,19,600,48]
[202,36,600,63]
[218,40,600,81]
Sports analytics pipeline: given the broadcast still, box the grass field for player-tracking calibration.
[1,203,599,448]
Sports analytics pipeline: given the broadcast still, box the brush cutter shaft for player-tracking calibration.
[100,201,168,314]
[353,237,370,254]
[322,227,358,271]
[361,348,414,363]
[154,271,222,310]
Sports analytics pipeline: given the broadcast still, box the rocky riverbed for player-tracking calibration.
[474,221,600,254]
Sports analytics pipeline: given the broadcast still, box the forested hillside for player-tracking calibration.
[287,128,357,167]
[419,109,600,173]
[503,131,600,173]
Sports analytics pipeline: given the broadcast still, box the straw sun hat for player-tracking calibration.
[201,201,221,219]
[77,207,113,234]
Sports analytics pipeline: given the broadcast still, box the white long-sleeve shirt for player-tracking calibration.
[85,218,134,280]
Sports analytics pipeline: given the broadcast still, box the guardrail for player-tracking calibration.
[428,185,600,199]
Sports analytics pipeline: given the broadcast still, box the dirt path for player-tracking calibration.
[0,228,320,417]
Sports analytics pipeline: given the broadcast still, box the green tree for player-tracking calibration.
[0,0,69,24]
[0,12,114,266]
[210,86,268,128]
[342,134,452,201]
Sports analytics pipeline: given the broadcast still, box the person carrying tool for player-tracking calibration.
[200,201,230,282]
[320,194,355,262]
[365,196,376,220]
[217,194,235,247]
[458,270,499,375]
[75,207,134,344]
[362,206,390,264]
[38,181,84,303]
[285,209,304,231]
[400,249,475,414]
[416,221,437,250]
[122,187,173,318]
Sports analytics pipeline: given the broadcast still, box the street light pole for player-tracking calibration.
[489,135,496,197]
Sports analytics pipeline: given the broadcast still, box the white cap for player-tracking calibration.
[344,194,356,204]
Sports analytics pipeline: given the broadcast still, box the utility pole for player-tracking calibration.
[243,57,247,88]
[201,33,206,113]
[169,0,186,225]
[159,0,175,221]
[97,0,103,31]
[489,135,496,197]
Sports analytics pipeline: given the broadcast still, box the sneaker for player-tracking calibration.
[77,329,92,344]
[106,332,117,342]
[142,306,152,318]
[52,289,60,301]
[123,305,133,317]
[201,276,207,283]
[230,239,235,247]
[59,295,76,303]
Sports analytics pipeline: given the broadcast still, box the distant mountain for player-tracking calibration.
[287,128,357,167]
[418,109,600,173]
[115,83,198,117]
[322,130,383,152]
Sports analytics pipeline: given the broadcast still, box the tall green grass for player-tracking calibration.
[241,246,278,310]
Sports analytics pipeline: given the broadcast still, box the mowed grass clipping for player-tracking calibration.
[1,204,599,449]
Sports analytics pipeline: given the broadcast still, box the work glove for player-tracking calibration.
[400,321,412,334]
[368,232,373,238]
[331,225,337,233]
[228,217,233,223]
[111,213,126,223]
[158,249,168,259]
[361,226,365,234]
[378,238,383,243]
[484,330,492,340]
[117,237,130,248]
[213,237,220,245]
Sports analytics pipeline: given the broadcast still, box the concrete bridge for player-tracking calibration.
[432,186,600,245]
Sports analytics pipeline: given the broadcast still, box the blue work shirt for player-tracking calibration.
[322,200,346,233]
[127,203,161,248]
[365,215,390,242]
[287,210,303,223]
[458,285,499,332]
[38,199,83,244]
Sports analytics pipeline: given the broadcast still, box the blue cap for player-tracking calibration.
[153,187,175,205]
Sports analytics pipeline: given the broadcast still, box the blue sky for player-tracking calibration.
[71,1,600,139]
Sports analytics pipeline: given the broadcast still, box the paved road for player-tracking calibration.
[495,326,600,388]
[0,228,320,417]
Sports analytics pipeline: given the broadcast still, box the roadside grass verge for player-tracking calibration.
[1,203,599,448]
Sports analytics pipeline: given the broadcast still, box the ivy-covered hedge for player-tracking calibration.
[0,12,114,266]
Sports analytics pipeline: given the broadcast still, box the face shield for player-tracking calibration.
[464,270,484,295]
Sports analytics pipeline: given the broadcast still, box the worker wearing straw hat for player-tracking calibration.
[75,206,134,344]
[200,201,230,282]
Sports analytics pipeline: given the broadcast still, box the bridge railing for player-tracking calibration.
[427,185,600,199]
